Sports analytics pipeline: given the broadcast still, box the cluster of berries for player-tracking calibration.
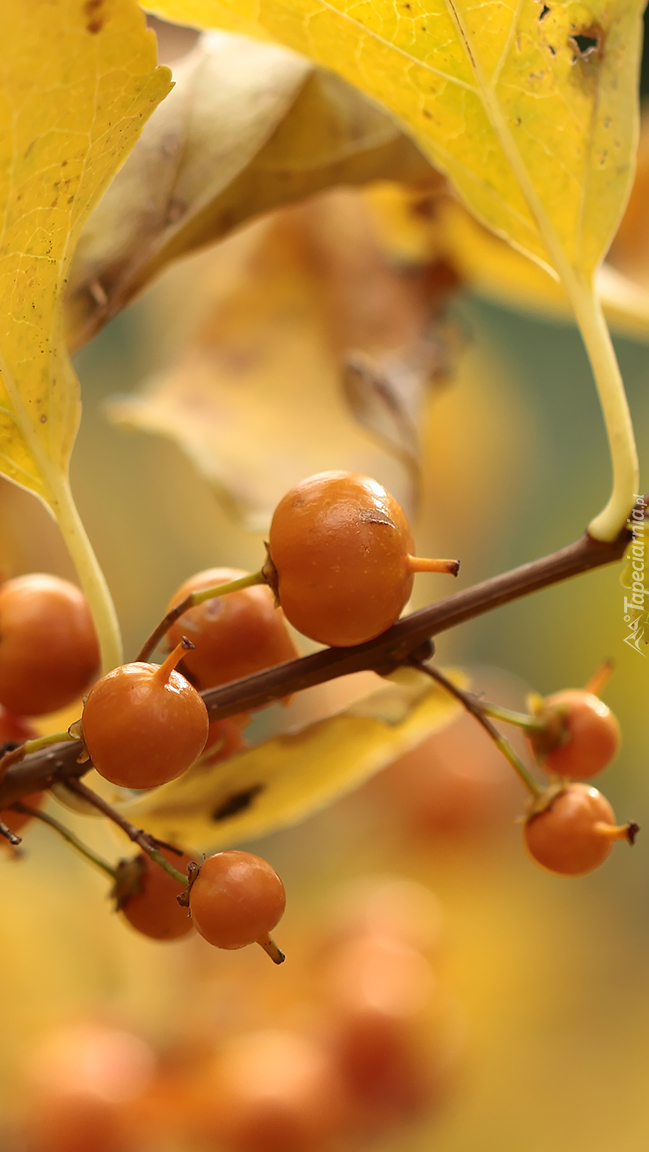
[21,878,459,1152]
[0,470,637,959]
[523,685,633,877]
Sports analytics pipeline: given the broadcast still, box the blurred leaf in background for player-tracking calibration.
[108,188,460,525]
[66,29,434,352]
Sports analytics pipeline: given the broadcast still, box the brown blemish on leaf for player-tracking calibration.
[212,783,265,822]
[568,23,605,64]
[85,0,104,34]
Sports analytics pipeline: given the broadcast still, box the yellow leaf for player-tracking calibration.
[0,1,171,668]
[67,29,432,350]
[147,0,642,280]
[365,181,649,338]
[109,190,454,527]
[114,666,464,849]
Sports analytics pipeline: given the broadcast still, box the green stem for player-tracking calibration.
[64,778,188,887]
[566,280,639,543]
[15,802,116,878]
[50,474,123,674]
[136,569,266,663]
[410,660,544,799]
[480,702,545,732]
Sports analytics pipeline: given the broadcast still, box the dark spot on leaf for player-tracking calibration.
[212,784,264,822]
[539,4,550,19]
[423,108,432,119]
[549,44,556,55]
[359,508,398,529]
[40,414,47,423]
[85,0,104,33]
[569,25,604,62]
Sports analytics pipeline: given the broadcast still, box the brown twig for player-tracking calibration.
[0,518,635,808]
[64,780,189,886]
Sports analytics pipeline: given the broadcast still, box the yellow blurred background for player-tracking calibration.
[1,23,649,1148]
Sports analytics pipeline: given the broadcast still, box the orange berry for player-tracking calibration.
[523,783,636,876]
[166,568,299,691]
[82,644,208,789]
[119,849,196,941]
[0,574,99,715]
[534,689,620,779]
[195,1030,345,1152]
[267,472,457,647]
[321,933,438,1124]
[189,850,285,951]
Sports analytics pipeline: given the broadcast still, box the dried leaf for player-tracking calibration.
[0,1,170,516]
[66,29,434,349]
[114,666,464,849]
[109,190,456,527]
[149,0,643,281]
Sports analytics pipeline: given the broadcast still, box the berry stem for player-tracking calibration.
[153,636,194,685]
[63,779,189,887]
[14,802,116,878]
[480,702,546,732]
[257,932,286,965]
[409,659,544,799]
[407,556,460,576]
[136,569,267,663]
[566,279,638,543]
[49,474,124,674]
[594,820,639,844]
[585,659,615,698]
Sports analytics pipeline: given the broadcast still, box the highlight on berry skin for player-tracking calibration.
[266,470,459,647]
[523,783,638,877]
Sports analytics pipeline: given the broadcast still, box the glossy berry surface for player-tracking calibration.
[166,567,298,691]
[82,659,208,789]
[268,472,449,647]
[523,783,625,876]
[121,849,195,941]
[189,850,285,950]
[0,574,99,715]
[538,689,621,779]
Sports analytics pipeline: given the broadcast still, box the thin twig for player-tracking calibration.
[14,803,115,878]
[136,570,266,663]
[0,820,21,846]
[64,780,189,887]
[409,659,544,798]
[0,516,637,808]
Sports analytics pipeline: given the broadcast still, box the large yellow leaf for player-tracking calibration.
[67,29,432,350]
[0,2,170,532]
[114,667,463,849]
[0,1,171,670]
[146,0,642,280]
